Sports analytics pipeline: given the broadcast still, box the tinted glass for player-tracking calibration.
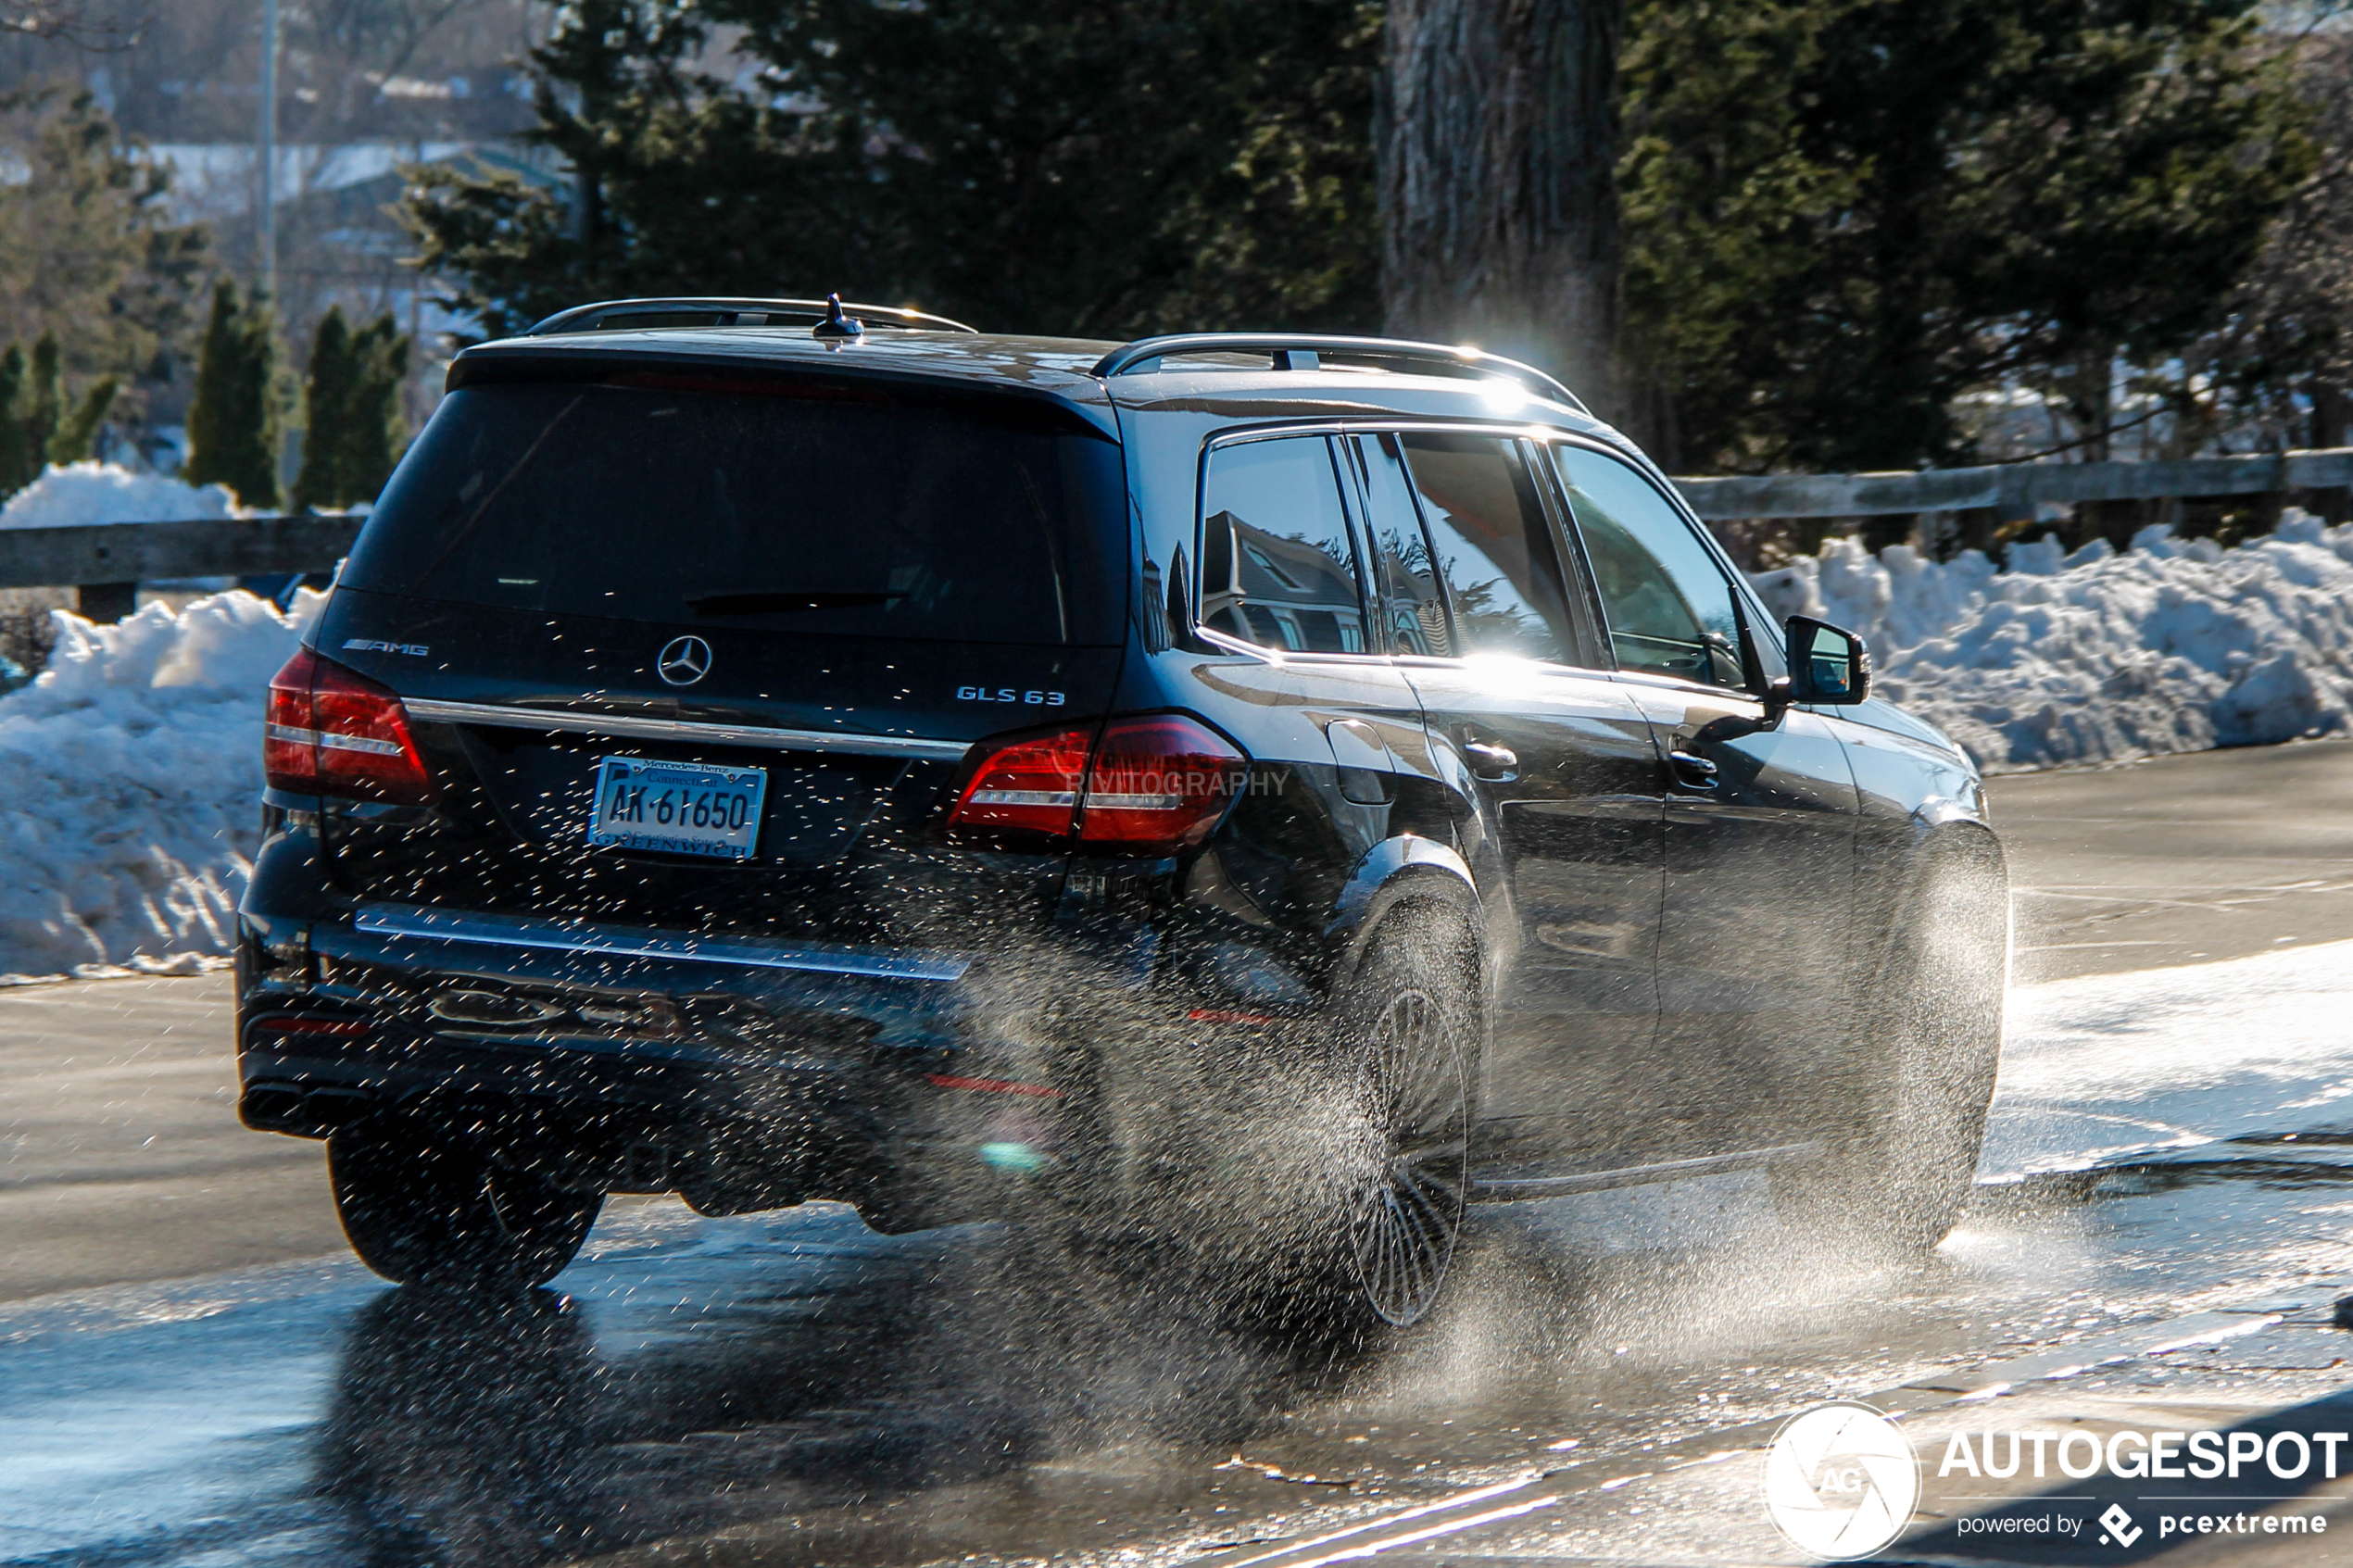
[1199,436,1367,654]
[1554,445,1745,687]
[341,384,1124,645]
[1398,433,1576,662]
[1350,433,1452,656]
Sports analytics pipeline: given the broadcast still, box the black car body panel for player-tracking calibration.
[237,321,2002,1236]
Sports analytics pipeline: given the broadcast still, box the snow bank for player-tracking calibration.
[1752,513,2353,770]
[0,588,316,981]
[4,512,2352,979]
[0,461,244,531]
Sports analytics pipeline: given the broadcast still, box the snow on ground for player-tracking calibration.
[0,589,315,982]
[0,462,245,531]
[1978,937,2353,1180]
[1753,511,2353,770]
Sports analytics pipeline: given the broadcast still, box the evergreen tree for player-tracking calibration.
[405,0,1381,341]
[0,332,114,497]
[49,375,116,464]
[184,279,283,508]
[0,345,28,496]
[342,313,409,503]
[25,332,60,454]
[295,307,409,509]
[1617,0,2313,473]
[292,306,355,511]
[407,0,2316,477]
[0,89,208,434]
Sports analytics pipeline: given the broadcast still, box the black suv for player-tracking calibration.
[236,296,2007,1330]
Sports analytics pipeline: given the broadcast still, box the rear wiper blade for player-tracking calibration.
[686,590,909,616]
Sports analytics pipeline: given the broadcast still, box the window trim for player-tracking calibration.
[1338,430,1453,659]
[1540,434,1778,699]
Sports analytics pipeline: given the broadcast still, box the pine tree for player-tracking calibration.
[294,307,409,509]
[49,376,117,464]
[343,313,409,503]
[25,332,61,458]
[0,345,28,497]
[292,306,354,511]
[1617,0,2313,473]
[183,278,283,508]
[404,0,1383,342]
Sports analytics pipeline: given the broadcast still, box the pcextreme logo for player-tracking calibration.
[1762,1401,1920,1560]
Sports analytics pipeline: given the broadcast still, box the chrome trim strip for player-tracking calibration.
[400,696,970,760]
[353,903,971,982]
[1469,1142,1820,1200]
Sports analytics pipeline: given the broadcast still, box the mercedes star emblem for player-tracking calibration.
[656,634,713,686]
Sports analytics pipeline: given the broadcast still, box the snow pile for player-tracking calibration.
[0,461,245,531]
[0,588,316,981]
[1752,513,2353,770]
[5,511,2353,978]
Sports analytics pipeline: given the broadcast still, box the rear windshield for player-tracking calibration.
[341,383,1126,645]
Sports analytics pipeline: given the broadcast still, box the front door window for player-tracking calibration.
[1552,445,1745,688]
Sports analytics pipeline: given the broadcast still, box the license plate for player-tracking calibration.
[586,757,767,860]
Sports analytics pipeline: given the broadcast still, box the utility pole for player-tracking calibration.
[257,0,279,297]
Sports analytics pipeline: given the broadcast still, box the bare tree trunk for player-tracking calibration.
[1378,0,1624,415]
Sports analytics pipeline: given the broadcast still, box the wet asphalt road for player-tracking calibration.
[6,739,2353,1566]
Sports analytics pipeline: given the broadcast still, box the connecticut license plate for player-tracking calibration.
[585,757,767,860]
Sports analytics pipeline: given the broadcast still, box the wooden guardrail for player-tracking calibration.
[0,448,2347,621]
[1671,447,2353,521]
[0,513,366,621]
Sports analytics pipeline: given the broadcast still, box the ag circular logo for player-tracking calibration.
[1761,1401,1919,1560]
[656,635,712,686]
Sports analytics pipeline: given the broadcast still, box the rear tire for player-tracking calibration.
[1342,923,1476,1327]
[1227,908,1476,1342]
[330,1123,602,1289]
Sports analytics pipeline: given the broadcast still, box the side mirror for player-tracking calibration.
[1785,616,1871,705]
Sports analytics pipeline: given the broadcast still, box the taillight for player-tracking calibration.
[264,646,434,803]
[949,725,1091,836]
[946,714,1246,855]
[1079,716,1247,849]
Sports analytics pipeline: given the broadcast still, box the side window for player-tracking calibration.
[1200,436,1368,654]
[1349,433,1452,656]
[1554,445,1745,688]
[1397,432,1579,663]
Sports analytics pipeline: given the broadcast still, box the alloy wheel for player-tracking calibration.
[1349,985,1471,1326]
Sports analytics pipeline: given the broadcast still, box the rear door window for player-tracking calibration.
[1396,433,1582,664]
[1349,433,1452,657]
[1199,435,1369,654]
[340,383,1125,645]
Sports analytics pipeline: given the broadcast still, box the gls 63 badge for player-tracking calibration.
[956,686,1066,707]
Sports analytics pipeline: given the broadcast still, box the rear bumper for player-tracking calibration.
[234,897,1171,1221]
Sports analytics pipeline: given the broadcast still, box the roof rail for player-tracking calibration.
[1090,333,1587,415]
[522,296,979,337]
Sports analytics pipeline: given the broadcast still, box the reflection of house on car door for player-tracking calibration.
[1202,509,1367,652]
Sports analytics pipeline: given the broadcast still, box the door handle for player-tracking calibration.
[1463,740,1518,782]
[1669,749,1719,788]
